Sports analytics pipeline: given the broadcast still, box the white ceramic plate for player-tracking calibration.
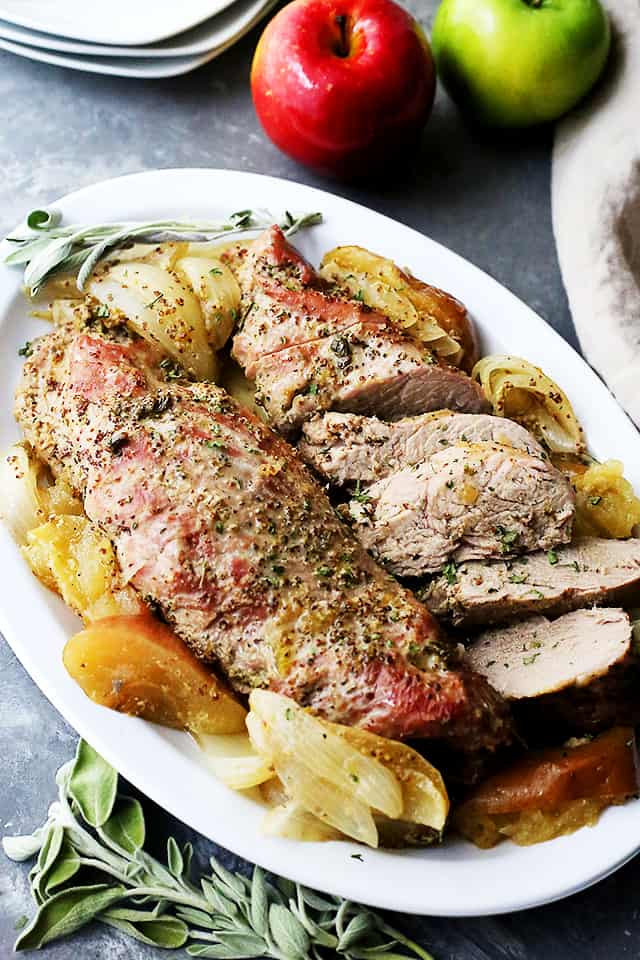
[0,0,275,79]
[1,169,639,918]
[0,0,237,45]
[0,6,265,58]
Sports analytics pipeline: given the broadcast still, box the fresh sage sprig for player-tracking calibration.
[3,740,434,959]
[4,208,322,296]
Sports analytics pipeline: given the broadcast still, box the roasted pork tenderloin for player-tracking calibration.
[341,441,574,576]
[15,324,512,751]
[422,537,640,627]
[466,607,640,737]
[228,227,488,434]
[298,410,547,486]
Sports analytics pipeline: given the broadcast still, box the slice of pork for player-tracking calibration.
[466,608,640,735]
[229,227,488,434]
[423,537,640,627]
[299,410,547,487]
[346,442,575,576]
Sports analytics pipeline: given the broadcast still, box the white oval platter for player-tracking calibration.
[0,168,639,918]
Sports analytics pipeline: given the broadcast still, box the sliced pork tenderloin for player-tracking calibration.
[345,442,575,577]
[466,608,640,736]
[229,227,488,434]
[16,323,511,751]
[422,537,640,627]
[299,410,547,487]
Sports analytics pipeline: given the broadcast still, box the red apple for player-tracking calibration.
[251,0,436,179]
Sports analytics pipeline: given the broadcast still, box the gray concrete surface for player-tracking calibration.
[0,5,637,958]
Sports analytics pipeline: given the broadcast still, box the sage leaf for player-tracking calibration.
[4,236,53,266]
[15,884,126,950]
[201,878,238,918]
[176,907,218,930]
[2,824,49,862]
[277,876,297,903]
[167,836,184,878]
[337,912,377,951]
[23,236,74,295]
[299,887,337,911]
[44,838,81,894]
[27,208,61,231]
[209,858,247,901]
[211,931,267,955]
[250,865,269,936]
[182,841,194,879]
[69,740,118,827]
[187,946,260,959]
[33,823,64,901]
[99,796,145,854]
[100,912,188,948]
[269,902,311,960]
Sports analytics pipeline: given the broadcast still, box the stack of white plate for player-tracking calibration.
[0,0,277,78]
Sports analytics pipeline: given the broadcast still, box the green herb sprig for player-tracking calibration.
[4,208,322,297]
[3,740,434,959]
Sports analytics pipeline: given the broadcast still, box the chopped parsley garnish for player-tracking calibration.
[350,773,359,783]
[307,381,319,396]
[215,521,225,534]
[446,480,455,489]
[352,479,370,504]
[146,293,163,309]
[497,526,519,552]
[547,549,559,566]
[18,341,33,357]
[136,394,172,419]
[442,560,457,585]
[316,565,332,578]
[206,439,226,450]
[353,289,366,303]
[351,853,364,861]
[93,303,110,319]
[285,707,293,720]
[523,653,540,666]
[209,267,223,276]
[159,357,184,380]
[330,336,352,368]
[589,495,602,506]
[508,572,528,584]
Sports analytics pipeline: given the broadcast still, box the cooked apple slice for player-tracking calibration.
[64,615,246,735]
[454,726,639,848]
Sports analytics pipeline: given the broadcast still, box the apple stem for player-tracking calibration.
[334,14,350,57]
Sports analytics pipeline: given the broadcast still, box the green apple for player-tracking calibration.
[432,0,610,127]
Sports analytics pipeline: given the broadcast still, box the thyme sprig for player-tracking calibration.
[4,208,322,296]
[3,740,433,959]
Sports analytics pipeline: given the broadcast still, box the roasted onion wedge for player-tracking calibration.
[320,244,478,370]
[473,355,586,455]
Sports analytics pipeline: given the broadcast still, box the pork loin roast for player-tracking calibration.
[299,410,547,487]
[229,227,488,434]
[466,608,640,735]
[15,323,511,750]
[344,441,575,576]
[423,537,640,627]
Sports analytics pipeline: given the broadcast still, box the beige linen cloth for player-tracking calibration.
[552,0,640,427]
